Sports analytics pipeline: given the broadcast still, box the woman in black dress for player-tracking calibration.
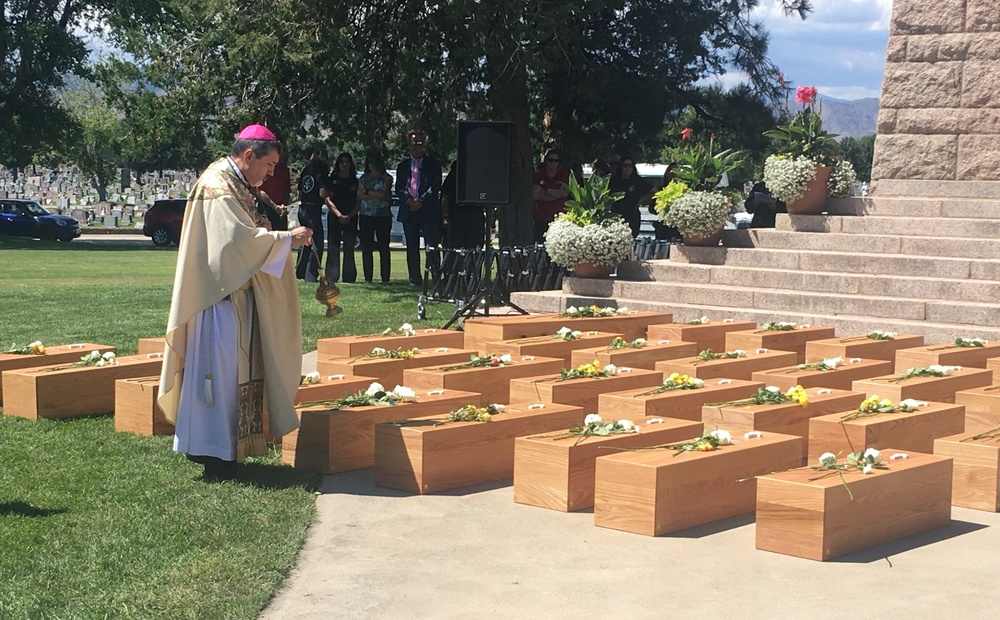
[326,152,359,283]
[610,155,652,238]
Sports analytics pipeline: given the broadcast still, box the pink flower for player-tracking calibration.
[796,86,818,106]
[680,127,694,141]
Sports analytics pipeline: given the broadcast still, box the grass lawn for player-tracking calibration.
[0,236,458,618]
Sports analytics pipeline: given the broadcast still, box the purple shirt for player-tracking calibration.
[409,158,422,199]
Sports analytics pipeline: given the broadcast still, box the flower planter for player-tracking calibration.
[572,262,612,278]
[681,229,723,247]
[785,165,831,215]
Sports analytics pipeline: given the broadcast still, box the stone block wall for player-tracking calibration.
[873,0,1000,187]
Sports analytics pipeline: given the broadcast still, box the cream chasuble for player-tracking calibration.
[158,158,302,461]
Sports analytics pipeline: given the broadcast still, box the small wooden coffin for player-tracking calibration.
[805,334,925,363]
[462,311,673,353]
[598,378,764,421]
[487,331,623,364]
[851,367,993,403]
[702,388,865,444]
[646,319,757,354]
[3,353,164,420]
[374,402,586,494]
[955,385,1000,434]
[751,358,894,391]
[136,337,166,356]
[316,347,475,388]
[281,389,482,474]
[806,402,966,462]
[594,432,805,536]
[988,358,1000,384]
[114,376,172,436]
[316,328,465,358]
[402,355,564,405]
[0,343,114,404]
[935,431,1000,512]
[894,342,1000,373]
[756,450,953,561]
[656,350,798,381]
[725,325,837,364]
[570,340,699,370]
[508,368,662,412]
[513,416,702,512]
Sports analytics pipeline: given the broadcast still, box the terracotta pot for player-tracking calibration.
[785,165,831,215]
[682,230,723,247]
[573,262,612,278]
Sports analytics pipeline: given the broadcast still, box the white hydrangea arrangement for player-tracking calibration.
[544,217,633,269]
[827,160,857,198]
[762,154,818,204]
[661,191,732,239]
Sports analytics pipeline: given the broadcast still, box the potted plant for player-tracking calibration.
[763,86,857,215]
[653,130,744,247]
[544,174,633,278]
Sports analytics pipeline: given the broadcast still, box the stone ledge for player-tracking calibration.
[871,179,1000,198]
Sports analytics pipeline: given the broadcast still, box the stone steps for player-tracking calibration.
[558,278,1000,327]
[724,228,1000,259]
[510,290,1000,345]
[670,246,1000,281]
[829,196,1000,220]
[777,213,1000,239]
[618,261,1000,304]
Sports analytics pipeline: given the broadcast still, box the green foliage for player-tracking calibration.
[839,134,875,182]
[561,173,624,226]
[653,181,689,217]
[657,86,779,186]
[764,109,840,164]
[667,142,746,192]
[52,83,124,201]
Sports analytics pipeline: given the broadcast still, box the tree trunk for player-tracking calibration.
[486,51,535,246]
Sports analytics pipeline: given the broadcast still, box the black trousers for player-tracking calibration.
[326,212,357,283]
[295,203,324,281]
[359,215,392,282]
[403,219,441,284]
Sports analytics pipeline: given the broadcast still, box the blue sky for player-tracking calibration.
[711,0,893,100]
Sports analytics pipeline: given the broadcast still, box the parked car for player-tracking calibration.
[142,199,186,246]
[0,199,80,242]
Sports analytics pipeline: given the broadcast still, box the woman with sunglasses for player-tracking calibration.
[532,149,569,242]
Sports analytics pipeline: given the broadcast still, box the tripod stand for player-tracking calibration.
[441,205,529,329]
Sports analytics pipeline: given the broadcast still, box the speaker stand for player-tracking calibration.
[440,206,529,329]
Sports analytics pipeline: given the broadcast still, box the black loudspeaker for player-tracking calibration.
[456,120,512,206]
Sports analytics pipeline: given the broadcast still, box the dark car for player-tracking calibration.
[142,199,186,246]
[0,199,80,242]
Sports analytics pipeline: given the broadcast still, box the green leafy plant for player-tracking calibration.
[667,140,746,192]
[764,109,840,164]
[560,173,624,226]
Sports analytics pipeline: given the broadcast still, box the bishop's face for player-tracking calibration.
[235,149,280,187]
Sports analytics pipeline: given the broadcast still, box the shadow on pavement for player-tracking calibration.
[833,519,988,564]
[318,469,512,498]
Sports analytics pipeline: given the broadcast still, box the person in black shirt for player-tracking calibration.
[326,152,359,283]
[744,181,785,228]
[442,160,486,249]
[296,145,330,281]
[610,155,651,237]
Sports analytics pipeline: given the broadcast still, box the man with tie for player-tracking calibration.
[394,129,443,286]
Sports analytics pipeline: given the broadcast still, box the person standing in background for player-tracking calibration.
[295,145,330,281]
[357,152,394,283]
[610,155,651,237]
[259,151,291,230]
[326,152,359,283]
[395,129,442,286]
[532,149,569,243]
[442,160,486,249]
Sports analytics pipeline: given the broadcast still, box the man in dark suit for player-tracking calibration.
[395,129,443,286]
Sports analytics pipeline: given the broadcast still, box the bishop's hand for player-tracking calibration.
[290,226,313,248]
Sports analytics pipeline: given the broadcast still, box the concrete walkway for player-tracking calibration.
[262,470,1000,619]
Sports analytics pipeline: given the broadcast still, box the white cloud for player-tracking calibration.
[752,0,892,100]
